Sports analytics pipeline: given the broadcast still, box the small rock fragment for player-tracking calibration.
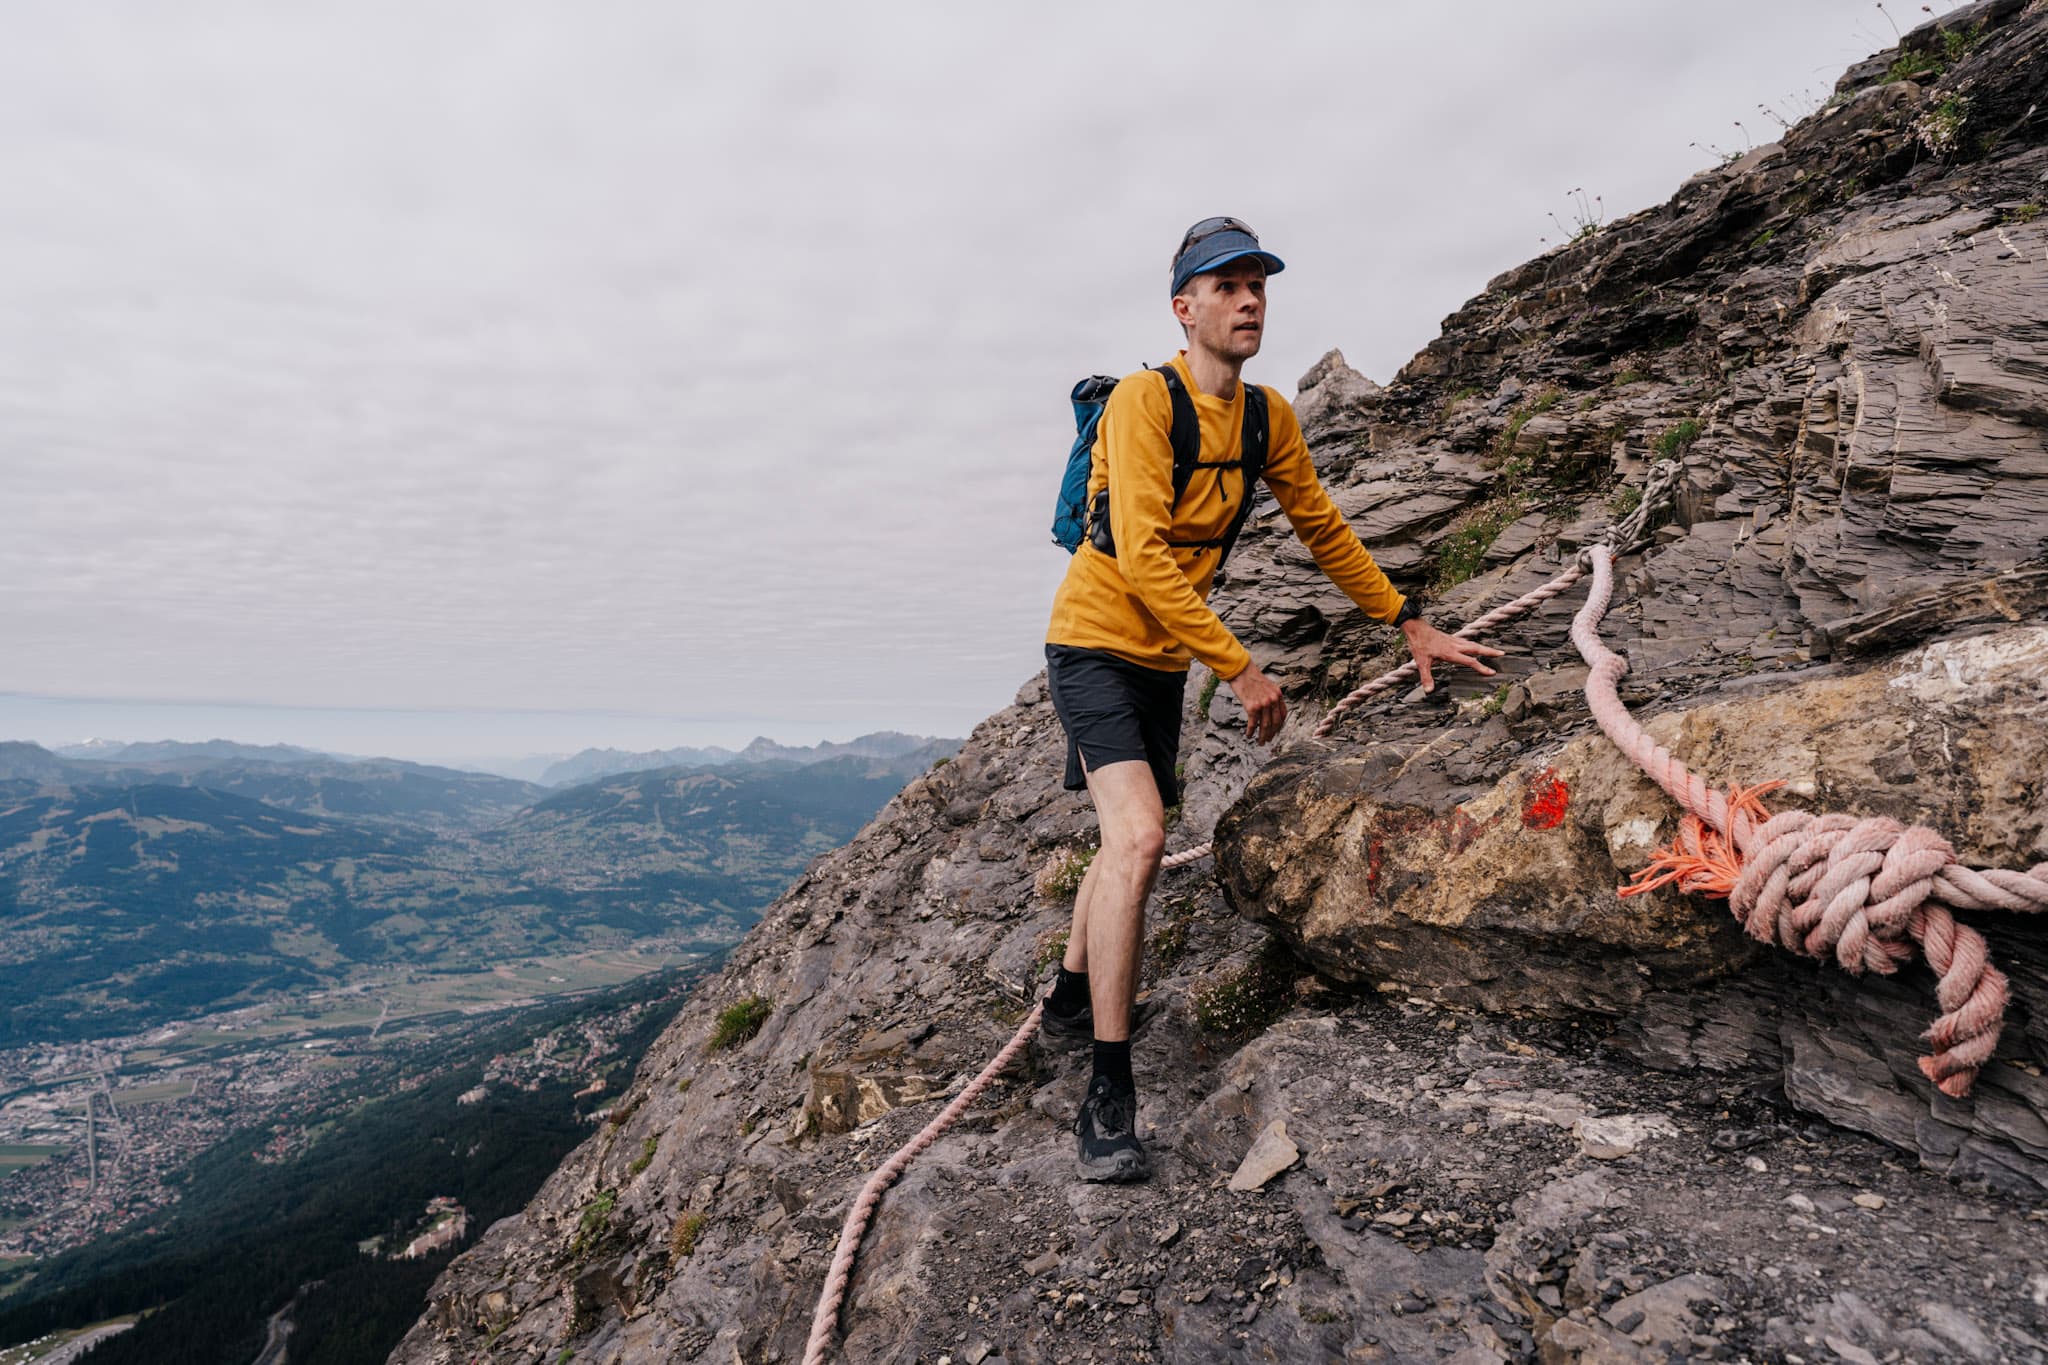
[1851,1193,1885,1210]
[1917,1302,1997,1361]
[1575,1113,1677,1160]
[1227,1120,1301,1192]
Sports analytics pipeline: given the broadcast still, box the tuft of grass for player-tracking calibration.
[1438,385,1482,420]
[571,1189,617,1262]
[1655,419,1704,458]
[1498,411,1534,459]
[1034,928,1071,974]
[1607,485,1643,519]
[1941,21,1984,62]
[738,1115,755,1137]
[1545,187,1604,245]
[1150,914,1192,974]
[1480,683,1511,717]
[1197,670,1221,716]
[1750,227,1776,250]
[2007,202,2043,224]
[1431,497,1524,593]
[675,1076,692,1095]
[707,996,773,1052]
[628,1135,658,1177]
[669,1210,707,1263]
[1192,946,1298,1039]
[1490,389,1558,475]
[1886,50,1944,81]
[1034,845,1095,903]
[1614,369,1646,385]
[606,1094,643,1129]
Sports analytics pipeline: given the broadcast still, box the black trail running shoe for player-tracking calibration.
[1074,1077,1150,1183]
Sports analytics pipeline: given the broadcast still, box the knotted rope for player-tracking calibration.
[804,457,2039,1358]
[1571,544,2046,1096]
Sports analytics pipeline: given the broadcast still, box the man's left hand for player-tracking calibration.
[1400,618,1504,693]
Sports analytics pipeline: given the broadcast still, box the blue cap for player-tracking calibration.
[1170,216,1285,296]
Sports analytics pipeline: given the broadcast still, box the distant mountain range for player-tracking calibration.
[54,738,332,765]
[3,740,541,833]
[537,730,958,787]
[0,730,959,1044]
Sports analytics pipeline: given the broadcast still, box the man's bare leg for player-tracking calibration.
[1071,759,1166,1042]
[1061,853,1100,976]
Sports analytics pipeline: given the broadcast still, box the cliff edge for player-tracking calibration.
[394,5,2048,1361]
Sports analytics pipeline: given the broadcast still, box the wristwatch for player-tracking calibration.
[1393,595,1424,627]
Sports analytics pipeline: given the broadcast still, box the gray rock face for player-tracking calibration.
[392,10,2048,1364]
[1215,629,2048,1188]
[1294,348,1384,441]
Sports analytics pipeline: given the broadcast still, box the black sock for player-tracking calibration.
[1091,1039,1134,1094]
[1049,966,1090,1016]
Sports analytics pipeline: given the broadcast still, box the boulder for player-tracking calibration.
[1294,348,1383,439]
[1217,626,2048,1021]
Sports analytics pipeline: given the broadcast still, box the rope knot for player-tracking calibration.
[1619,784,2011,1099]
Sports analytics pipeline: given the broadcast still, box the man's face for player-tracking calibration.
[1173,259,1267,362]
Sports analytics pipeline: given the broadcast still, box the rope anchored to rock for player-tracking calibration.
[803,456,2035,1358]
[1570,544,2046,1097]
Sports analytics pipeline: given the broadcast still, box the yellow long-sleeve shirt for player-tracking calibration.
[1046,351,1405,679]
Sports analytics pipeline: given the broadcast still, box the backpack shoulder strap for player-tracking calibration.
[1151,364,1202,509]
[1216,383,1270,572]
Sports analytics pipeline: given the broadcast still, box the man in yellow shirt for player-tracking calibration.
[1043,216,1500,1181]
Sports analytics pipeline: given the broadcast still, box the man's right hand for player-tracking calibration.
[1227,663,1287,744]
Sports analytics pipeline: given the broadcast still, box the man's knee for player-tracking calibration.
[1108,823,1166,870]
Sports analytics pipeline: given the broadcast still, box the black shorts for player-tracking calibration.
[1045,644,1186,807]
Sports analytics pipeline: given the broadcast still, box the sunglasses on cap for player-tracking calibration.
[1175,216,1260,260]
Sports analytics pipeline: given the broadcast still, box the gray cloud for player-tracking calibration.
[2,0,1913,753]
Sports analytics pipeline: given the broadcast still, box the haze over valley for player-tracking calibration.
[0,724,956,1288]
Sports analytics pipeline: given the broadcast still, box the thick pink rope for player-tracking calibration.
[802,1004,1043,1364]
[806,546,1625,1356]
[804,465,2034,1357]
[1571,545,2047,1096]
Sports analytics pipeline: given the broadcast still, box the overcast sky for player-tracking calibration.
[0,1,1929,764]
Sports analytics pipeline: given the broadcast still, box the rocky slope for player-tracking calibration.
[392,6,2048,1362]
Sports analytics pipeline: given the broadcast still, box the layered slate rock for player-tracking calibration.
[1217,628,2048,1186]
[393,6,2048,1363]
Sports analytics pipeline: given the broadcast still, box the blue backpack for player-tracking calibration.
[1050,365,1269,569]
